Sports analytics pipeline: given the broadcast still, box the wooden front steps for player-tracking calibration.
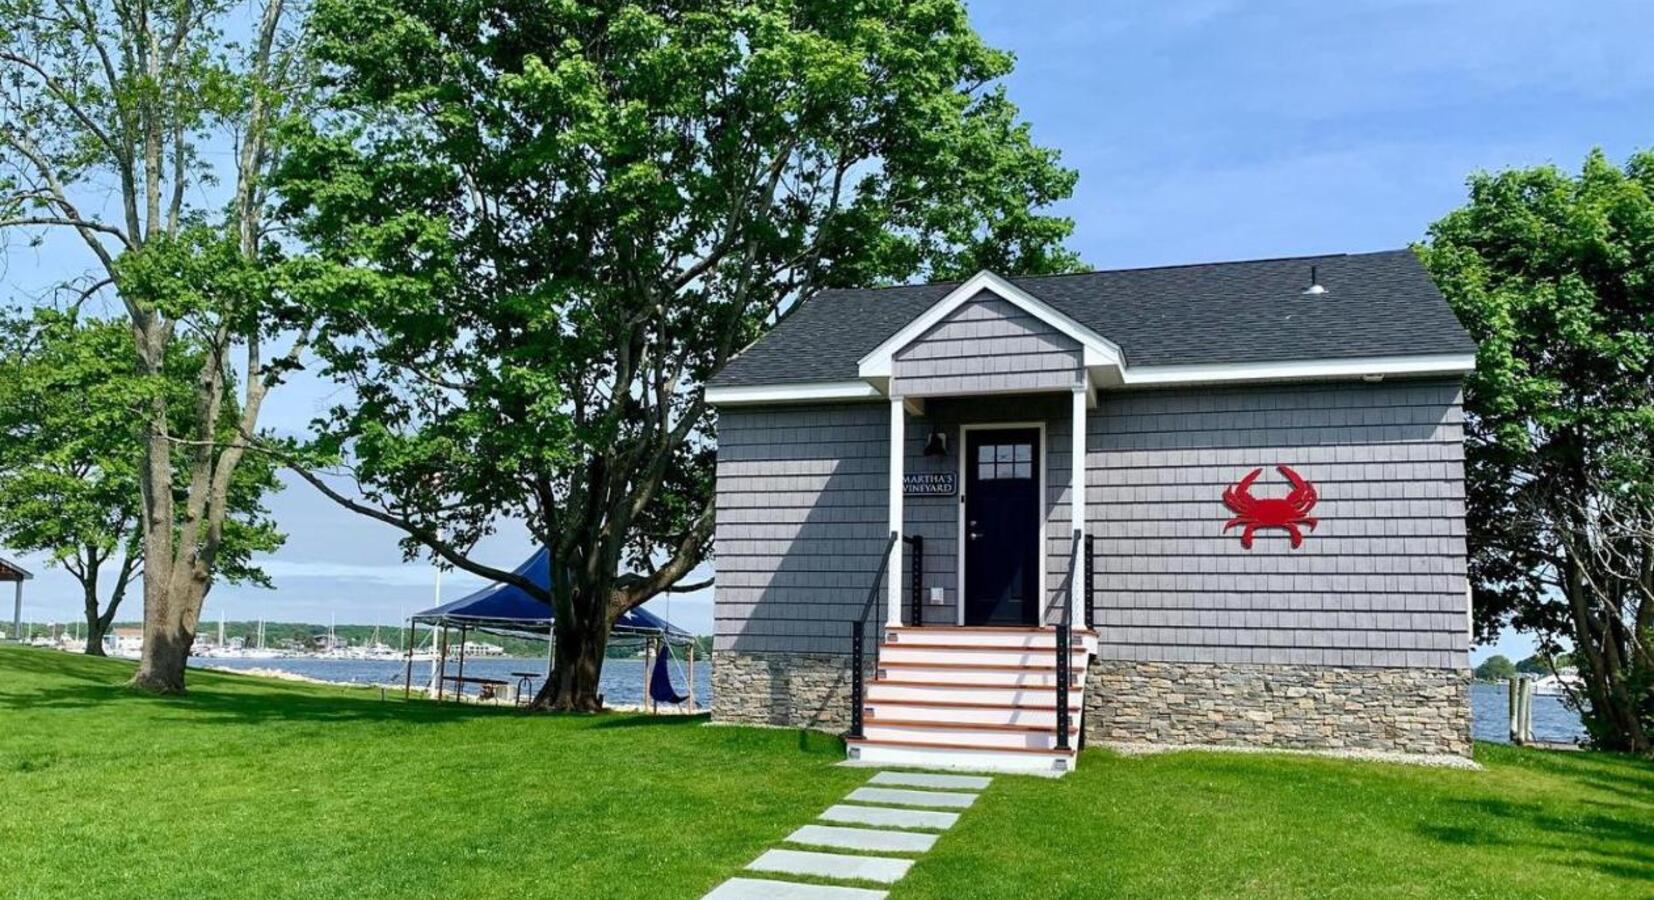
[847,625,1095,775]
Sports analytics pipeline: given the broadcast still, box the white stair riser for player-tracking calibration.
[878,666,1072,687]
[880,646,1089,667]
[863,722,1071,750]
[849,742,1073,775]
[887,629,1100,656]
[867,683,1079,706]
[887,630,1069,649]
[864,703,1060,727]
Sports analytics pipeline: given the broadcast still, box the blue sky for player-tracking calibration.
[7,0,1651,660]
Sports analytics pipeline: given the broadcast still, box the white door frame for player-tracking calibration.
[956,421,1049,627]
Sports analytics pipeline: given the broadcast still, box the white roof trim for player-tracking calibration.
[1118,353,1476,386]
[0,556,33,580]
[857,270,1125,379]
[706,380,881,406]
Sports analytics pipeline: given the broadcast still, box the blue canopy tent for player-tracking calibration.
[404,547,696,708]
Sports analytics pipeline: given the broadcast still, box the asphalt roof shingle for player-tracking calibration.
[709,250,1475,387]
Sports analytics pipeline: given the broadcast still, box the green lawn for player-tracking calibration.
[3,645,1650,899]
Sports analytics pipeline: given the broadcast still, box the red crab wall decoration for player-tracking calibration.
[1222,465,1319,549]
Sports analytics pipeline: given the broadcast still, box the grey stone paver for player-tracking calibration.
[785,824,938,854]
[819,803,959,830]
[747,848,913,884]
[701,771,991,899]
[703,877,888,900]
[869,771,992,791]
[845,786,978,809]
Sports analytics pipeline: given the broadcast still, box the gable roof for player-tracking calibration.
[709,249,1475,388]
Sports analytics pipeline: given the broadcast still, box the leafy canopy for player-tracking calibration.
[0,309,285,592]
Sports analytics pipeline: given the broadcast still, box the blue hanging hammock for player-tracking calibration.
[649,642,690,706]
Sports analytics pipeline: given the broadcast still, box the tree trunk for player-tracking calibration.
[131,627,191,693]
[82,618,109,657]
[529,601,612,712]
[131,569,206,694]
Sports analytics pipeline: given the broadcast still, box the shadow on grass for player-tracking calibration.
[589,713,710,730]
[1415,756,1654,882]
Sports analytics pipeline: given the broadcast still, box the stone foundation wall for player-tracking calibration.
[712,650,864,731]
[1084,660,1472,757]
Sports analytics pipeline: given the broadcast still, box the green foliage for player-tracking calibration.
[1474,654,1516,682]
[276,0,1080,706]
[0,310,285,608]
[1420,148,1654,752]
[1516,652,1573,675]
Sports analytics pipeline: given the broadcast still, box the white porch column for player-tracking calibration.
[1071,385,1087,626]
[12,580,21,643]
[1071,385,1087,539]
[887,395,905,627]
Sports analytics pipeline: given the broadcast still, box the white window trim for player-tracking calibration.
[956,421,1048,628]
[858,270,1124,379]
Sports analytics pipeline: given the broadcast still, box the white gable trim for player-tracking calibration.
[857,270,1125,380]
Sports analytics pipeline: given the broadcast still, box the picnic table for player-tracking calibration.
[441,674,510,702]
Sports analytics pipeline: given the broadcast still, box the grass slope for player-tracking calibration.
[3,646,1650,899]
[900,745,1652,899]
[0,646,861,899]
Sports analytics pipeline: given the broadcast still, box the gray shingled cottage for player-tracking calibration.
[705,250,1477,773]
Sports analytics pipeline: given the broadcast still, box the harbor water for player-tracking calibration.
[193,655,712,710]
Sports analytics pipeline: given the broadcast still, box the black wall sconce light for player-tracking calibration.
[922,426,948,457]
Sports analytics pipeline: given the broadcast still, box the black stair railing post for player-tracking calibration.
[909,534,923,627]
[850,619,865,739]
[1084,533,1096,631]
[1056,621,1071,751]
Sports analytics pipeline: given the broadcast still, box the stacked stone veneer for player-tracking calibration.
[712,650,865,732]
[1083,660,1471,756]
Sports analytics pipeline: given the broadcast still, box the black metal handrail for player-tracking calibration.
[1055,529,1083,752]
[849,531,899,740]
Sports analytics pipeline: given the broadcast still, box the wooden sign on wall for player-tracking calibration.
[904,473,957,496]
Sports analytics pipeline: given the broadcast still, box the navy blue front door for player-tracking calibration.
[964,428,1041,626]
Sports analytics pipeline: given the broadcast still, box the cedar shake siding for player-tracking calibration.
[713,404,891,656]
[714,378,1469,670]
[891,292,1083,397]
[1087,379,1469,670]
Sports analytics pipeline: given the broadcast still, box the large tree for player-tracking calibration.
[1420,148,1654,753]
[0,310,283,654]
[0,0,314,689]
[277,0,1081,710]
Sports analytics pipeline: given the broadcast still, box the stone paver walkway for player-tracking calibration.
[702,771,992,899]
